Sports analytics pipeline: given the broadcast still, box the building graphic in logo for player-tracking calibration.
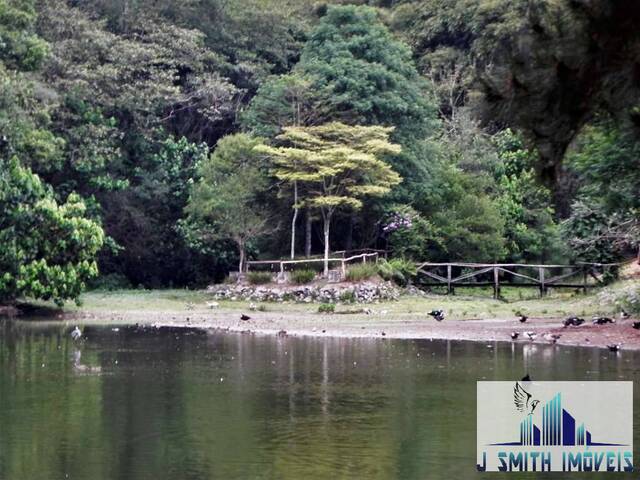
[477,382,633,472]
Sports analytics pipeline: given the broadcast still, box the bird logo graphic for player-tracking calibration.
[514,382,539,415]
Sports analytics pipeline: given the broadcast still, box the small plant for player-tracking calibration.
[247,271,272,285]
[339,289,356,303]
[345,263,378,282]
[377,258,417,286]
[290,268,316,284]
[318,303,335,314]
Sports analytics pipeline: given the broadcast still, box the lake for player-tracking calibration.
[0,321,637,479]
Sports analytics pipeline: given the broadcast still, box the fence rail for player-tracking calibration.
[415,261,622,298]
[247,252,380,281]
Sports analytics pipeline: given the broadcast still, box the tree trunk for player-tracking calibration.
[238,241,245,273]
[290,181,298,259]
[305,210,312,258]
[323,213,331,277]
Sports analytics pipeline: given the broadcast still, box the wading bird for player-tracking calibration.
[71,326,82,341]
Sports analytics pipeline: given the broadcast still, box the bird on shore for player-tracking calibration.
[428,309,445,322]
[543,333,561,344]
[206,301,219,309]
[277,330,287,337]
[521,374,531,382]
[563,316,585,327]
[249,302,257,311]
[592,316,615,325]
[620,309,630,320]
[516,312,528,323]
[524,331,537,341]
[607,344,621,352]
[510,332,519,340]
[632,322,640,330]
[71,326,82,341]
[240,314,251,321]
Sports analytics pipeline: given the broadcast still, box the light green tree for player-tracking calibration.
[186,133,273,273]
[258,122,402,275]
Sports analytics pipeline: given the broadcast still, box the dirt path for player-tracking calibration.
[62,308,640,351]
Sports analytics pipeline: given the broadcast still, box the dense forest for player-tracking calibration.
[1,0,639,303]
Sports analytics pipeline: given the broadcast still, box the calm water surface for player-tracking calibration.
[0,321,637,479]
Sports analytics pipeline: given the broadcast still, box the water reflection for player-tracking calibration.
[0,320,637,479]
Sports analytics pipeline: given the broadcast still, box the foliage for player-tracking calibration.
[186,133,274,272]
[318,302,335,314]
[258,122,401,273]
[598,284,640,316]
[289,269,316,285]
[247,271,272,285]
[377,258,417,287]
[383,205,440,260]
[345,263,378,282]
[0,158,104,305]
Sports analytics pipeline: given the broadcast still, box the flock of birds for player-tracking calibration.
[508,309,636,352]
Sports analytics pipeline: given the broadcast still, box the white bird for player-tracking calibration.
[206,301,219,309]
[71,326,82,341]
[524,331,537,341]
[249,302,257,311]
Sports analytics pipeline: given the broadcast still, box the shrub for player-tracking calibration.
[339,290,356,303]
[599,284,640,315]
[247,271,272,285]
[377,258,417,286]
[290,268,316,284]
[345,263,378,282]
[318,303,335,314]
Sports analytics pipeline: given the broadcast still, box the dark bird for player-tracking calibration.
[240,314,251,321]
[632,322,640,330]
[514,382,539,415]
[592,316,615,325]
[277,330,287,337]
[510,332,519,340]
[521,374,531,382]
[620,309,630,320]
[563,316,585,327]
[428,309,445,322]
[607,344,621,352]
[524,331,537,341]
[517,313,528,323]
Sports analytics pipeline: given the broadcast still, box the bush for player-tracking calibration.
[339,290,356,303]
[318,303,335,313]
[290,269,316,284]
[599,284,640,315]
[247,271,272,285]
[345,263,378,282]
[377,258,417,286]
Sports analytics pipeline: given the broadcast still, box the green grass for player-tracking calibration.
[247,271,272,285]
[54,277,637,322]
[345,263,378,282]
[289,268,316,284]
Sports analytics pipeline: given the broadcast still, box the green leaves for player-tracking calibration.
[0,158,104,305]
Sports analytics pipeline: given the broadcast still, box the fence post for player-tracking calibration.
[447,265,452,295]
[493,267,499,299]
[341,260,346,279]
[538,267,545,297]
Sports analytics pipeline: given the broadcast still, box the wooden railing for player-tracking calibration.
[415,262,621,298]
[247,252,380,280]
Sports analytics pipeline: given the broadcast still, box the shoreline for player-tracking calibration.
[54,307,640,351]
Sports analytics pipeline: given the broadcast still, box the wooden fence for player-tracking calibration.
[415,262,620,298]
[247,252,380,281]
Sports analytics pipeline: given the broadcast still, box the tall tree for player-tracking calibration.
[258,122,402,275]
[186,133,273,272]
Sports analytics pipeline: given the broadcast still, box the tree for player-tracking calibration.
[186,134,273,272]
[258,122,402,275]
[0,157,104,305]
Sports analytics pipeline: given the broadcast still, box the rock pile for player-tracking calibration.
[206,282,400,303]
